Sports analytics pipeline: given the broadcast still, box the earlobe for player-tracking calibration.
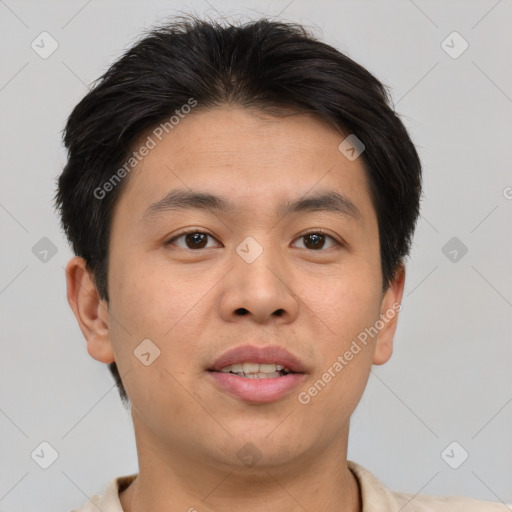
[372,264,406,366]
[65,256,115,364]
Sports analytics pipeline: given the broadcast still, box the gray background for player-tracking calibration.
[1,1,511,510]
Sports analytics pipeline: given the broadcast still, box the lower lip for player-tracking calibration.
[208,371,306,403]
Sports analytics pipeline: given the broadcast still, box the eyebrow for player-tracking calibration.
[140,188,362,223]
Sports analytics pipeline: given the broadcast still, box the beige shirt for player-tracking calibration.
[71,460,510,511]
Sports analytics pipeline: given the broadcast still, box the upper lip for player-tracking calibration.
[209,344,306,373]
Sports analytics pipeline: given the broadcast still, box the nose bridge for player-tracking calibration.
[219,233,299,323]
[235,234,286,295]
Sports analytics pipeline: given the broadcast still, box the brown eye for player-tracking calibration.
[293,232,339,250]
[167,231,218,250]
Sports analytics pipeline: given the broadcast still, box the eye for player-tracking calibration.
[292,231,341,250]
[165,230,220,250]
[165,230,342,251]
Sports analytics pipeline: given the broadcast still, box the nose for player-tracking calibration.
[218,243,300,325]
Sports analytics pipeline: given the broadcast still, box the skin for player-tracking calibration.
[66,107,405,512]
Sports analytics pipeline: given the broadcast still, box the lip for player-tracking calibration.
[208,372,306,403]
[208,344,307,403]
[209,344,306,373]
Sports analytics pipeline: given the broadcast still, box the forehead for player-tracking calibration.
[111,107,376,228]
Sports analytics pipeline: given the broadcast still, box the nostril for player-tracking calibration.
[235,308,249,316]
[274,309,285,316]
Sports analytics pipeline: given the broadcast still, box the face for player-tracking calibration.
[72,107,404,470]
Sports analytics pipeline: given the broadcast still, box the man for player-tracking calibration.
[55,16,507,511]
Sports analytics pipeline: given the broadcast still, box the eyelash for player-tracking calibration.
[165,229,343,251]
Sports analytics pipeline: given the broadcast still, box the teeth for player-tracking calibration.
[242,362,260,374]
[235,372,282,379]
[219,362,291,375]
[259,363,280,373]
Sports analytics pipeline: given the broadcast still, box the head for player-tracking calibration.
[55,16,421,468]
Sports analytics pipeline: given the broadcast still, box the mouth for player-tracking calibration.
[209,344,306,374]
[207,345,307,403]
[212,362,297,379]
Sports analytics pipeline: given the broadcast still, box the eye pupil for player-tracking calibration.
[304,233,325,249]
[186,232,207,249]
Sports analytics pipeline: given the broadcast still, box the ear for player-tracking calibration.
[372,264,406,366]
[65,256,115,364]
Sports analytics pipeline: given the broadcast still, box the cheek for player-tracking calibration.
[302,259,381,339]
[297,264,381,413]
[110,251,205,337]
[298,280,379,423]
[106,257,204,406]
[106,251,220,386]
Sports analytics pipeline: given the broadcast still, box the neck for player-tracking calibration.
[120,412,361,512]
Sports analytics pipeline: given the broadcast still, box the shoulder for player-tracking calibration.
[70,474,137,512]
[389,488,509,511]
[348,460,509,511]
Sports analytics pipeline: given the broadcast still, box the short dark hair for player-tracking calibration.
[54,15,422,404]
